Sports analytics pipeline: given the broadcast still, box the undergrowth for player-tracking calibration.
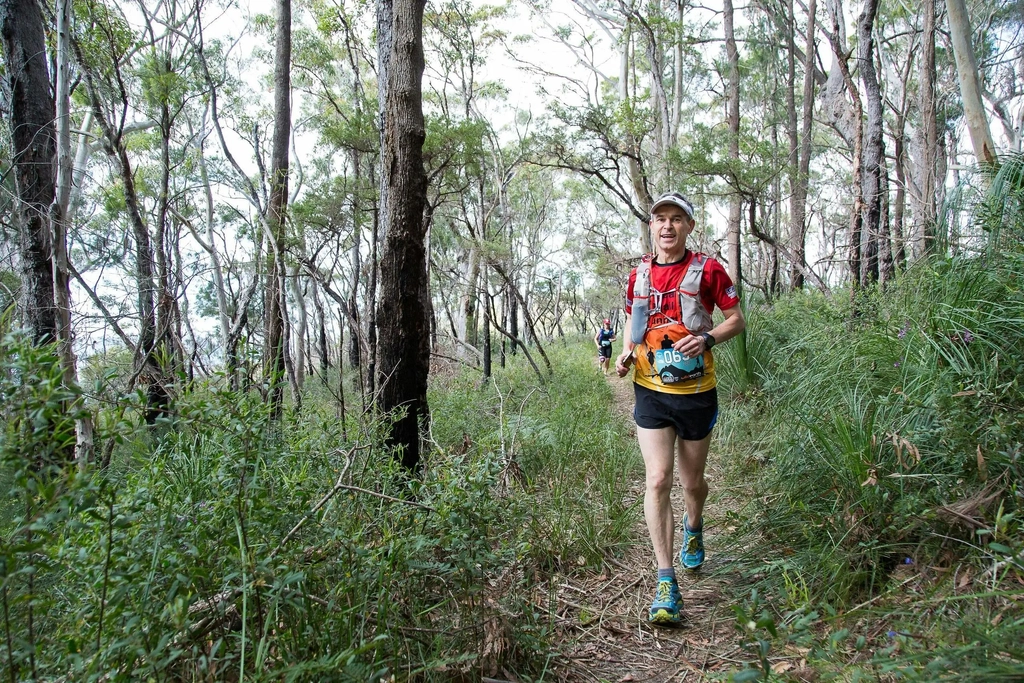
[0,335,637,681]
[714,248,1024,680]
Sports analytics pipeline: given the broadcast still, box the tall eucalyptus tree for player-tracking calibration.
[724,0,742,290]
[858,0,884,285]
[265,0,293,415]
[1,0,59,344]
[75,0,187,422]
[946,0,997,166]
[791,0,816,290]
[0,0,86,466]
[912,0,940,256]
[376,0,430,469]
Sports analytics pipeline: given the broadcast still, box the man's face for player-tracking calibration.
[650,205,694,252]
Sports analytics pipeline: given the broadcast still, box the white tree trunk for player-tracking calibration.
[946,0,997,165]
[54,0,94,464]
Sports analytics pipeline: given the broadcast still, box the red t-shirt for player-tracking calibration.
[625,251,739,394]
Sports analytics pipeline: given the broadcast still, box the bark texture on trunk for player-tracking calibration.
[893,114,908,270]
[879,161,895,284]
[724,0,749,383]
[376,0,429,470]
[825,0,864,290]
[724,0,742,287]
[918,0,939,256]
[54,0,94,464]
[785,0,801,289]
[858,0,882,286]
[264,0,292,415]
[1,0,58,343]
[792,0,817,290]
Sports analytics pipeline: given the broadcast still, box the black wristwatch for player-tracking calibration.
[701,332,716,349]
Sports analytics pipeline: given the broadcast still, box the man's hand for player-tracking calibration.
[673,334,706,359]
[615,350,634,377]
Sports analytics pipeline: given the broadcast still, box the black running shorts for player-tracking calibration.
[598,344,613,359]
[633,383,718,441]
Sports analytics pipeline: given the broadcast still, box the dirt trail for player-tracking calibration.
[546,374,754,682]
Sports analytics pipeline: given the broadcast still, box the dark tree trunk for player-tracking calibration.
[337,317,347,437]
[500,302,507,368]
[82,76,166,420]
[375,0,429,470]
[508,287,518,355]
[893,113,908,269]
[312,284,330,380]
[367,203,379,409]
[482,265,491,379]
[2,0,80,466]
[264,0,292,417]
[858,0,882,286]
[157,88,183,384]
[1,0,58,344]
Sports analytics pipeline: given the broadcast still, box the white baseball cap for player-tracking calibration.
[650,191,694,220]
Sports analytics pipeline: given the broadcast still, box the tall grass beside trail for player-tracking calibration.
[0,331,639,682]
[713,251,1024,681]
[430,341,642,572]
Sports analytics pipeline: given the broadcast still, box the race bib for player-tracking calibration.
[653,347,705,383]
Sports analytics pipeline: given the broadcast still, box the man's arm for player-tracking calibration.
[673,305,746,358]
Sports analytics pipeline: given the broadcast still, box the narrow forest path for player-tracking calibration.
[541,374,803,682]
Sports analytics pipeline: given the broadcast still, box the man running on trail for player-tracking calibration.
[615,191,746,626]
[595,318,617,375]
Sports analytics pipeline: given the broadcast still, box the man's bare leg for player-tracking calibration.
[676,433,711,530]
[637,425,679,568]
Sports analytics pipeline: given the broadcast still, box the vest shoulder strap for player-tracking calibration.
[679,253,707,292]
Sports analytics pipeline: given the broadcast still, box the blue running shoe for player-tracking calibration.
[680,513,705,570]
[648,578,682,625]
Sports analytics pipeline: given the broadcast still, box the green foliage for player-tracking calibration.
[74,0,138,81]
[746,256,1024,588]
[0,333,638,679]
[980,153,1024,245]
[0,270,18,313]
[730,589,778,680]
[0,331,90,680]
[716,245,1024,678]
[429,341,642,571]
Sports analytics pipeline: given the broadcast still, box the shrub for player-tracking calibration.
[0,332,638,680]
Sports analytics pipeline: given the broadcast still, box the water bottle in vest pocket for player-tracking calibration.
[631,258,652,344]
